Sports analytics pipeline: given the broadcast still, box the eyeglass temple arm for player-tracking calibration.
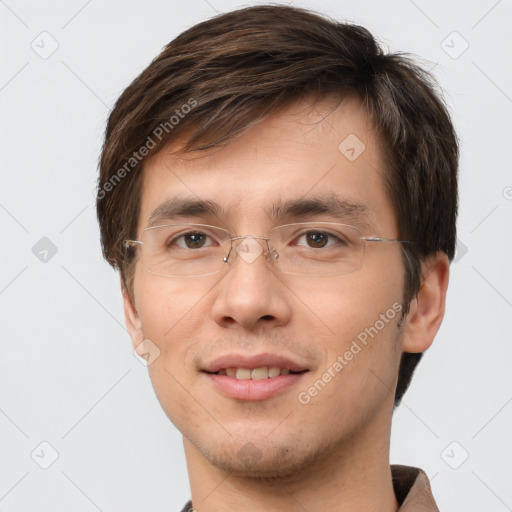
[362,237,413,244]
[123,240,142,249]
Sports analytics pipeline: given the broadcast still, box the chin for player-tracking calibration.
[192,435,324,479]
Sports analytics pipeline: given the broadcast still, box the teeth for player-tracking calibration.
[251,367,268,380]
[217,367,296,379]
[268,367,281,378]
[235,368,252,380]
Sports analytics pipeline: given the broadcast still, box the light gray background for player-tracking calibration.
[1,0,511,510]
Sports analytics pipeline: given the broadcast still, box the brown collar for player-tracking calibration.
[180,464,439,511]
[392,464,439,511]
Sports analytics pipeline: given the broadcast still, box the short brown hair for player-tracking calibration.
[97,4,458,406]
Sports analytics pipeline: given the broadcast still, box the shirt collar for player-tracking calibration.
[392,464,439,511]
[180,464,439,512]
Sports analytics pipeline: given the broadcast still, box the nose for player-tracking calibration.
[211,236,292,331]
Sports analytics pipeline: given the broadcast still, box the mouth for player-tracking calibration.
[201,353,310,401]
[205,367,308,379]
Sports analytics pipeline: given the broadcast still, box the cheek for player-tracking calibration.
[289,257,404,412]
[289,254,404,345]
[134,272,213,341]
[296,293,403,432]
[134,276,209,425]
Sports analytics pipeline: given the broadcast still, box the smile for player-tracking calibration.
[212,367,305,379]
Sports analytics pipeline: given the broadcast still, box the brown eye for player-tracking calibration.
[295,230,344,249]
[306,232,329,248]
[183,232,208,249]
[168,231,214,249]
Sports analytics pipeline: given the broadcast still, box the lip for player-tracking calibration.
[204,372,307,401]
[202,352,309,373]
[201,352,309,401]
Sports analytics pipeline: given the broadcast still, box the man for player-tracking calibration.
[97,5,458,511]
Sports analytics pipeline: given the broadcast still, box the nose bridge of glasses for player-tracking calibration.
[227,235,276,266]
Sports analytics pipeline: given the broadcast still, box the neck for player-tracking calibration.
[183,410,399,512]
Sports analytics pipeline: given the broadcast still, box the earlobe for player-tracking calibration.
[401,252,450,354]
[121,279,144,350]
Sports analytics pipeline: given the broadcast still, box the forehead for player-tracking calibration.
[138,96,396,235]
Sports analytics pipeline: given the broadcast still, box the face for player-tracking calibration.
[125,96,408,477]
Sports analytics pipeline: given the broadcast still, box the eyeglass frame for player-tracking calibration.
[123,221,413,277]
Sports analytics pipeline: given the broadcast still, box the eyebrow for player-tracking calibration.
[147,197,226,227]
[146,194,375,231]
[268,195,374,230]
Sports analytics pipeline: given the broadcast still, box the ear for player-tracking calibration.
[121,278,143,350]
[401,252,450,353]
